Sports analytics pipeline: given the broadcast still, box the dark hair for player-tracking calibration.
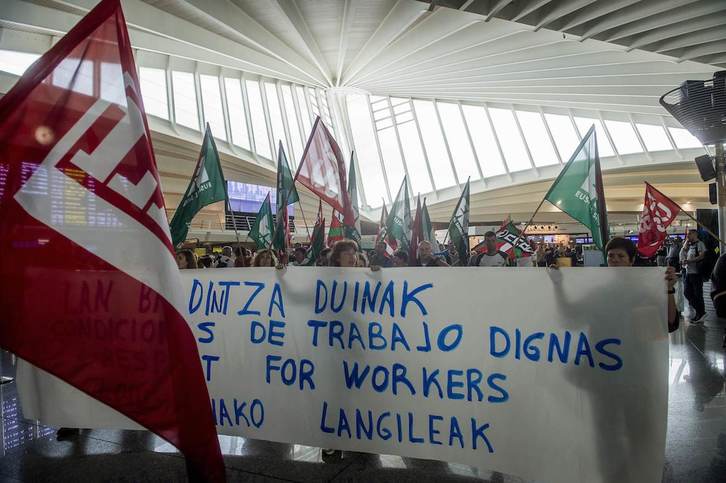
[605,237,636,262]
[176,249,197,269]
[198,255,213,268]
[688,229,699,236]
[484,231,496,238]
[294,246,307,256]
[330,239,359,266]
[316,247,332,266]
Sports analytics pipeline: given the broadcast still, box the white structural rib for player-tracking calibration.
[178,0,330,86]
[340,0,428,86]
[590,0,702,42]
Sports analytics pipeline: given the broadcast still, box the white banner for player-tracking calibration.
[18,267,669,483]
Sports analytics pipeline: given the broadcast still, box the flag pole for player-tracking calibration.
[508,197,549,261]
[225,197,242,248]
[296,197,313,240]
[647,182,726,248]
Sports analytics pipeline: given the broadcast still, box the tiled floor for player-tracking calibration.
[1,291,725,482]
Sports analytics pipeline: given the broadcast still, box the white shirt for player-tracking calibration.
[680,240,706,274]
[478,252,507,267]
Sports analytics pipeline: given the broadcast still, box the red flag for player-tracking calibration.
[328,210,344,247]
[0,1,224,480]
[409,195,423,264]
[296,117,354,225]
[637,182,681,257]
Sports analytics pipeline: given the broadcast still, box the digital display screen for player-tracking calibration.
[227,180,294,215]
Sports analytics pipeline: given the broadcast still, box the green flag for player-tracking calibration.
[385,177,412,251]
[447,178,470,266]
[344,152,362,244]
[169,124,227,247]
[544,125,609,250]
[302,216,326,266]
[272,142,300,251]
[421,198,435,243]
[249,192,274,249]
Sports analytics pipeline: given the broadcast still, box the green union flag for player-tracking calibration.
[544,125,609,250]
[344,152,361,244]
[447,178,470,266]
[385,177,412,251]
[272,142,299,251]
[250,192,273,249]
[169,124,227,247]
[421,198,435,243]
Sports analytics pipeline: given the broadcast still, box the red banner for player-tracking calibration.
[0,0,223,480]
[637,183,681,258]
[295,117,354,225]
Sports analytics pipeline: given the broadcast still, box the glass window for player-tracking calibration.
[437,102,481,181]
[668,127,702,149]
[573,117,615,157]
[604,120,642,154]
[516,111,558,167]
[264,82,288,157]
[139,67,168,120]
[412,100,456,189]
[397,121,432,194]
[199,74,226,140]
[0,49,40,76]
[489,108,530,173]
[308,88,320,118]
[544,114,580,162]
[346,94,388,205]
[295,85,313,134]
[636,124,673,151]
[461,105,506,177]
[378,127,406,192]
[171,71,199,130]
[224,78,250,150]
[245,80,272,159]
[281,85,304,165]
[53,57,93,96]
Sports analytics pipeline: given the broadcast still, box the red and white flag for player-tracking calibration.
[0,1,224,480]
[295,117,354,225]
[637,182,681,258]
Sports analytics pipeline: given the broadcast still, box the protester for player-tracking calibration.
[415,240,449,267]
[316,247,332,266]
[666,237,682,271]
[370,241,392,267]
[215,246,234,268]
[198,255,214,268]
[252,249,278,267]
[534,242,547,267]
[357,252,369,267]
[392,250,409,267]
[680,229,707,323]
[709,253,726,347]
[175,249,197,270]
[234,248,249,267]
[329,239,359,267]
[292,246,307,266]
[476,231,508,267]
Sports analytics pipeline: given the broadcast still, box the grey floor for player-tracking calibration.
[1,288,725,482]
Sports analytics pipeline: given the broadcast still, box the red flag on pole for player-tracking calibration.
[295,117,354,225]
[328,210,344,247]
[0,1,224,480]
[637,182,681,258]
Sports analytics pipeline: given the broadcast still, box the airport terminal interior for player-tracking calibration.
[1,0,726,481]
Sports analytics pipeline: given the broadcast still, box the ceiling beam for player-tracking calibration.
[625,13,726,52]
[4,0,321,85]
[555,0,640,32]
[340,0,428,86]
[178,0,330,86]
[654,27,726,55]
[270,0,334,86]
[587,0,701,42]
[511,0,555,23]
[533,0,597,32]
[673,40,726,63]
